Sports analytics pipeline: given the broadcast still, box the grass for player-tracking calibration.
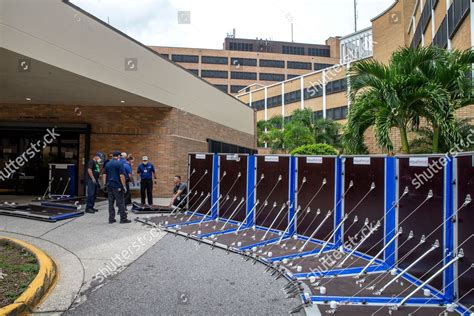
[0,242,39,308]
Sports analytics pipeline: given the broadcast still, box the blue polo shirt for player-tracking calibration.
[137,163,155,180]
[105,159,125,188]
[123,162,132,181]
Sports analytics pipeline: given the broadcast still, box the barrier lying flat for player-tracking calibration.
[0,202,83,222]
[136,152,473,315]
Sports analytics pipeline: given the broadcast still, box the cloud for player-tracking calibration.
[72,0,394,48]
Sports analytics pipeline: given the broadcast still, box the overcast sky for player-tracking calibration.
[72,0,394,49]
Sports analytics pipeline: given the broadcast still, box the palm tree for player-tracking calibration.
[344,47,449,154]
[412,47,474,152]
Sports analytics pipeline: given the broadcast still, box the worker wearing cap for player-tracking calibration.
[137,156,156,205]
[104,151,131,224]
[85,152,103,213]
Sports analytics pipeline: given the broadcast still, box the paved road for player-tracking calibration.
[66,233,304,316]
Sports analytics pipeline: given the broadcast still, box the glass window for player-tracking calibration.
[259,59,285,68]
[231,71,257,80]
[202,56,228,64]
[171,54,199,63]
[201,70,228,78]
[287,61,312,70]
[259,73,285,81]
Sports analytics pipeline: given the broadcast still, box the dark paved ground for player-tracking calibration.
[66,234,303,316]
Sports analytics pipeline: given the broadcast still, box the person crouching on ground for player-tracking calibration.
[104,151,131,224]
[169,175,188,209]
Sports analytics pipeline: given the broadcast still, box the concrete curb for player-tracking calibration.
[0,236,58,316]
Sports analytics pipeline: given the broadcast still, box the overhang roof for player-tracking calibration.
[0,0,254,135]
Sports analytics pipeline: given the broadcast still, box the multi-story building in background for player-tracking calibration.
[150,36,340,94]
[237,0,473,153]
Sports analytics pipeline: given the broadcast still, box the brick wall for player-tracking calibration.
[0,103,255,197]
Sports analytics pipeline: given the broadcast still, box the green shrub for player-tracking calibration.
[290,143,338,156]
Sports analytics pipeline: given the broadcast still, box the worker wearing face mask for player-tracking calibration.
[85,152,103,213]
[137,156,156,205]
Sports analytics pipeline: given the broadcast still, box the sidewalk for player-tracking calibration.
[0,196,167,315]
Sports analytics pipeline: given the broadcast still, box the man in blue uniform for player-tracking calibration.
[104,151,131,224]
[85,152,103,213]
[137,155,156,205]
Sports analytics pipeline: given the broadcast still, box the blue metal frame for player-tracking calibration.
[288,156,297,235]
[384,156,397,267]
[246,155,256,227]
[444,156,455,300]
[211,154,219,219]
[334,157,343,247]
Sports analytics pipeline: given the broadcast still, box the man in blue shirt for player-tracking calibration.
[137,155,156,205]
[104,151,131,224]
[123,156,134,206]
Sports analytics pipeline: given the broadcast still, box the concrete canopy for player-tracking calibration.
[0,0,255,135]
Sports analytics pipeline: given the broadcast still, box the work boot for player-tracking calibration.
[85,208,95,214]
[120,219,132,224]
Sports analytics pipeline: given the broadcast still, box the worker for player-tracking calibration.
[137,155,156,205]
[123,156,134,206]
[169,175,188,208]
[85,152,103,214]
[104,151,131,224]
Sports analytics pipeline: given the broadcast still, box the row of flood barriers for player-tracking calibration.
[140,153,473,315]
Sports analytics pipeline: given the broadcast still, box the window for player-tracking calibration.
[171,54,199,63]
[287,74,300,80]
[229,42,254,51]
[159,53,169,59]
[326,78,347,95]
[284,90,301,104]
[326,106,348,120]
[433,16,448,48]
[259,59,285,68]
[266,95,282,108]
[252,99,265,110]
[188,69,199,76]
[230,85,247,93]
[282,45,305,55]
[259,73,285,82]
[447,0,470,39]
[287,61,312,70]
[304,85,323,99]
[308,48,330,57]
[202,56,228,64]
[314,63,334,71]
[231,71,257,80]
[201,70,228,78]
[231,57,257,67]
[213,84,228,93]
[313,110,324,119]
[208,139,256,154]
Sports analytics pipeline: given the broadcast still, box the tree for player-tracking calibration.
[313,118,342,149]
[412,47,474,152]
[344,47,449,154]
[283,120,315,152]
[290,143,338,155]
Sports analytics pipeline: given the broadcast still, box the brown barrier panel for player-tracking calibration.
[296,156,336,239]
[343,156,385,257]
[218,154,248,222]
[397,156,444,291]
[455,154,474,305]
[255,155,289,231]
[188,153,213,215]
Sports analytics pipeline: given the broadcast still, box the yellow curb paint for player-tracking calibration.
[0,237,58,316]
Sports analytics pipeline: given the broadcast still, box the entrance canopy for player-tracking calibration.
[0,0,254,136]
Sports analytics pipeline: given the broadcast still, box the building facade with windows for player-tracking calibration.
[237,0,473,153]
[149,37,340,95]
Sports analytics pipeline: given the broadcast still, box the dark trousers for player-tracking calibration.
[141,179,153,205]
[124,180,131,205]
[108,187,127,221]
[86,179,98,210]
